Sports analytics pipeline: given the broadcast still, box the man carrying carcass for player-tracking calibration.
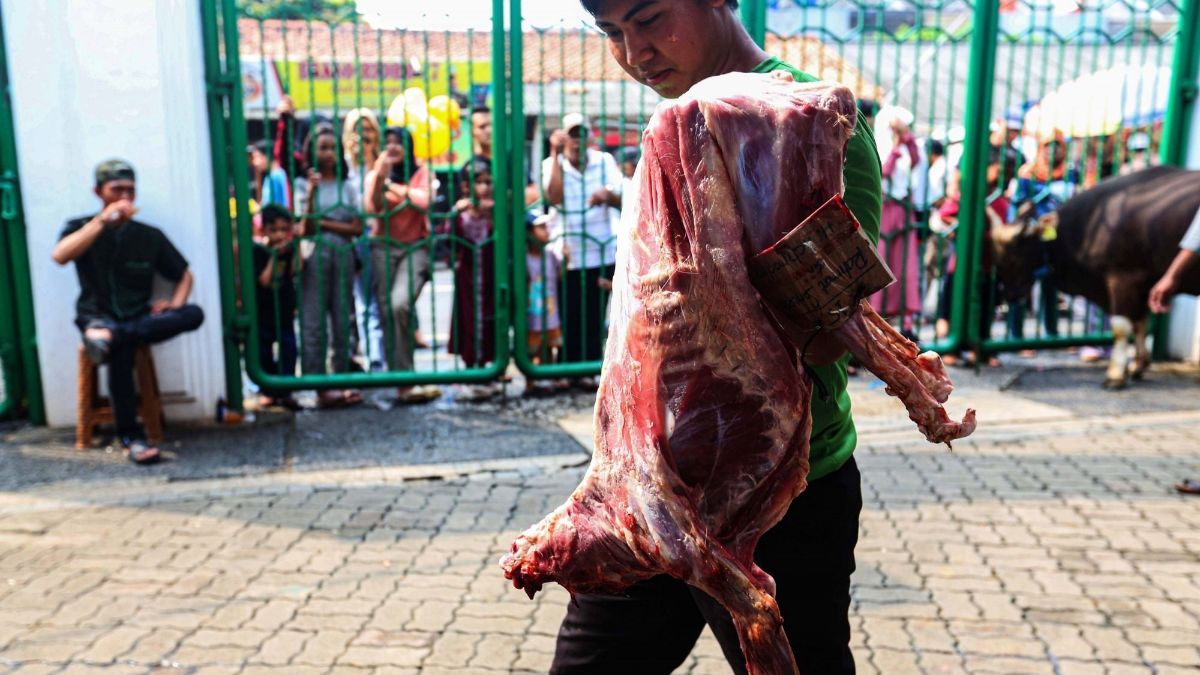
[549,1,883,672]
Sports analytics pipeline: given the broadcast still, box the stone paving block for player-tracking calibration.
[1055,660,1106,675]
[1080,625,1141,662]
[170,644,257,667]
[338,644,430,667]
[254,629,311,665]
[182,627,272,649]
[468,633,522,670]
[244,599,301,632]
[962,655,1057,673]
[407,600,458,633]
[1141,645,1200,668]
[73,625,150,663]
[292,628,355,666]
[424,630,479,668]
[870,646,923,674]
[861,616,909,650]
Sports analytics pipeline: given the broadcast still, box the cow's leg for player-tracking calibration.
[1130,317,1151,380]
[1104,315,1133,390]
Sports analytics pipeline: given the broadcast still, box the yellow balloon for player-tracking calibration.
[410,116,452,160]
[404,87,428,123]
[385,94,408,127]
[428,95,462,131]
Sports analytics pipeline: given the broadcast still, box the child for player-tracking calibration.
[253,204,300,410]
[449,158,500,400]
[526,212,563,367]
[295,124,364,409]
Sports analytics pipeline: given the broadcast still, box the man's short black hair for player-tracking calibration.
[582,0,738,14]
[928,139,945,157]
[471,106,491,116]
[260,203,292,228]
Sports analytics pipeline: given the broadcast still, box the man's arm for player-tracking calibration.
[544,131,567,206]
[151,268,194,315]
[1150,204,1200,313]
[52,201,133,265]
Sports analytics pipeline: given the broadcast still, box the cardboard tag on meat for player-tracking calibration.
[748,194,895,338]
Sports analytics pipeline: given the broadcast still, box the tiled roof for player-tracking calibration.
[237,18,880,97]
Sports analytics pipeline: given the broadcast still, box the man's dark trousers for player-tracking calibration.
[79,305,204,438]
[550,456,863,675]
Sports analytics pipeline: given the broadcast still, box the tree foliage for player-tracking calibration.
[237,0,358,22]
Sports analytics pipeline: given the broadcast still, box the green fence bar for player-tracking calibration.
[202,0,247,414]
[0,8,43,423]
[960,0,999,356]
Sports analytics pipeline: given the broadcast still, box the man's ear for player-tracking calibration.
[94,185,103,200]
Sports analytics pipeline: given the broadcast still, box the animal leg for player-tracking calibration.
[1104,315,1132,390]
[1131,317,1150,380]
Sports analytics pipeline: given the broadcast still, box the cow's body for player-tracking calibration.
[995,165,1200,388]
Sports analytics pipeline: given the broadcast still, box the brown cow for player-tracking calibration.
[992,165,1200,389]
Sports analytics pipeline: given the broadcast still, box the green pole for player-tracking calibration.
[201,0,247,414]
[956,0,1000,358]
[0,9,44,424]
[1154,0,1200,360]
[739,0,766,49]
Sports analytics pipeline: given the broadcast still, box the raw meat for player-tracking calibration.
[501,72,975,675]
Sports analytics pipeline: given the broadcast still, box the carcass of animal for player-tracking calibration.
[500,72,975,675]
[992,165,1200,389]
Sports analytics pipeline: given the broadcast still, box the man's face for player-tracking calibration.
[592,0,730,99]
[565,125,587,162]
[472,111,492,152]
[95,179,136,206]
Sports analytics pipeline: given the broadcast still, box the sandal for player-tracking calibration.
[1175,479,1200,495]
[121,437,161,465]
[317,390,362,409]
[396,385,441,404]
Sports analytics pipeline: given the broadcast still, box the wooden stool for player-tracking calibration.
[76,344,165,449]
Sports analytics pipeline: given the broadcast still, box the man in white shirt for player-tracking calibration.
[542,112,623,363]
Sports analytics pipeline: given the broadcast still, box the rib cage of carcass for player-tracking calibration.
[501,72,976,675]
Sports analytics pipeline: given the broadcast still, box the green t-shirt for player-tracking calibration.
[751,56,884,482]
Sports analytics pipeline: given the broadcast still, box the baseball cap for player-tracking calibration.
[95,158,136,186]
[562,112,591,133]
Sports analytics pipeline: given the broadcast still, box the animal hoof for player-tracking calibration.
[1102,378,1128,391]
[1131,370,1146,381]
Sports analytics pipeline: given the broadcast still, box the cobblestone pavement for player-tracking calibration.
[1,375,1199,673]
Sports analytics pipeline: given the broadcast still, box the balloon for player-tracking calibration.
[385,94,408,127]
[410,116,452,160]
[404,87,428,123]
[428,95,462,131]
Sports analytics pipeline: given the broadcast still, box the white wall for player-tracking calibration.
[3,0,225,426]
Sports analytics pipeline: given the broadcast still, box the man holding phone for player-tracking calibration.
[53,159,204,464]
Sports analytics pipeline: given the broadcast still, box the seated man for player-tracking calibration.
[53,159,204,464]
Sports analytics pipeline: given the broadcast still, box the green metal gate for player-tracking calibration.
[0,9,43,423]
[204,0,514,411]
[205,0,1198,408]
[747,0,1193,359]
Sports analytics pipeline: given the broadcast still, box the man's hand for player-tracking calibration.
[276,95,295,117]
[549,129,568,156]
[150,300,174,315]
[1149,274,1178,314]
[100,200,137,228]
[588,187,619,208]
